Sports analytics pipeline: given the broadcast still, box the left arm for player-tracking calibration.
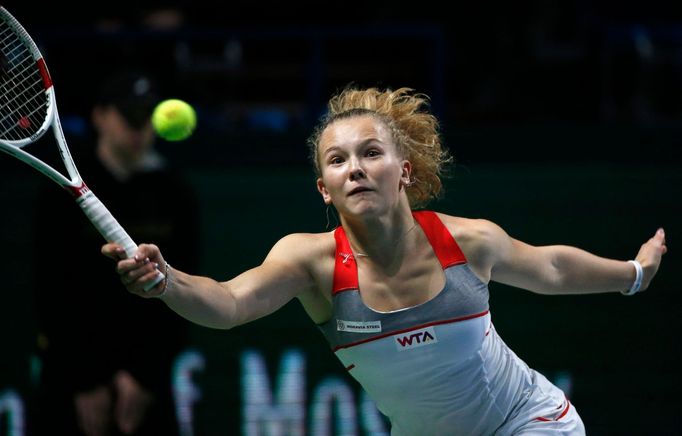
[474,220,667,295]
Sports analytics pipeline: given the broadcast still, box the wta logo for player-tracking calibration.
[394,327,438,351]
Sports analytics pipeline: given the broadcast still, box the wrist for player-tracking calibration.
[155,262,171,298]
[621,260,643,296]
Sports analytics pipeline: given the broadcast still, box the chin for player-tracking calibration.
[338,201,384,218]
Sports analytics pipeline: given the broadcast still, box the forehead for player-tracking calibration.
[319,115,392,150]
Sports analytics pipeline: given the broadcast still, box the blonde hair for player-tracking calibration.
[308,86,452,208]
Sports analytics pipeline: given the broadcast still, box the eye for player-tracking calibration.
[366,149,381,157]
[329,156,344,165]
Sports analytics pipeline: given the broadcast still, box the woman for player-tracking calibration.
[103,87,666,435]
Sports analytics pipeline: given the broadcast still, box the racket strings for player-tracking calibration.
[0,15,48,141]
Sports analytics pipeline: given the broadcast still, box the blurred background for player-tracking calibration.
[1,1,681,435]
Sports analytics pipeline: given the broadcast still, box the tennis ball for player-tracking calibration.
[151,99,196,141]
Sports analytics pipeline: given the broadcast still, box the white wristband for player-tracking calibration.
[621,260,643,296]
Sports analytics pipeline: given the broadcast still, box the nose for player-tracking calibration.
[348,157,366,181]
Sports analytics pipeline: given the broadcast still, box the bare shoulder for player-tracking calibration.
[268,231,336,322]
[267,231,336,263]
[435,213,505,243]
[266,231,337,290]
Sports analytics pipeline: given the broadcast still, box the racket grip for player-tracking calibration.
[77,190,164,291]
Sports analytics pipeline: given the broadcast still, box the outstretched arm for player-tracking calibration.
[102,234,318,329]
[477,221,667,295]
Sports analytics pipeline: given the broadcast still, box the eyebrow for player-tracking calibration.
[322,145,342,157]
[322,138,383,156]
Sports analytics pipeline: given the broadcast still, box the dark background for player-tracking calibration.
[1,1,681,435]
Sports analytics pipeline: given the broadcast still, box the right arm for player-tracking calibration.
[102,233,319,329]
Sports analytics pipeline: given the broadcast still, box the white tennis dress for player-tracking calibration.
[318,211,586,435]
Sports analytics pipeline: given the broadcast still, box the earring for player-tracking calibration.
[324,205,338,229]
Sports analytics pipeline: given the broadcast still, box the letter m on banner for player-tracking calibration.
[242,349,306,436]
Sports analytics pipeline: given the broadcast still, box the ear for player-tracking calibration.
[316,178,332,205]
[400,160,412,188]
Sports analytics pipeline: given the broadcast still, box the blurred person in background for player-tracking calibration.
[31,70,199,435]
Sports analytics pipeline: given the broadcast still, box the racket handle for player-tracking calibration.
[77,190,164,291]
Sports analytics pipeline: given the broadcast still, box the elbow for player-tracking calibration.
[530,250,567,294]
[549,254,566,292]
[192,282,242,330]
[215,322,239,330]
[542,248,578,294]
[197,316,242,330]
[184,315,237,331]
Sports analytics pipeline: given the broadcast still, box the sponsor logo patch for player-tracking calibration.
[395,326,438,350]
[336,319,382,333]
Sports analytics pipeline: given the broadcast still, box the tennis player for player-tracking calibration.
[103,87,666,435]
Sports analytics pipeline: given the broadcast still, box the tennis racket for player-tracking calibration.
[0,7,163,290]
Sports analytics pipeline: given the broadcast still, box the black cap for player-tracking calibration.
[96,71,159,129]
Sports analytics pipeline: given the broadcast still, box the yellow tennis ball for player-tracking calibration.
[152,99,197,141]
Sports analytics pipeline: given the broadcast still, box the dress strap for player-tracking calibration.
[332,226,360,294]
[412,211,467,269]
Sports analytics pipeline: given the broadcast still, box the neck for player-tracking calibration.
[342,206,417,263]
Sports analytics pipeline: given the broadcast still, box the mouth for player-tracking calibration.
[348,186,372,196]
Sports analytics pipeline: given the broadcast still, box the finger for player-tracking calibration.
[115,255,152,275]
[114,247,127,260]
[103,245,133,263]
[101,243,122,260]
[656,228,665,242]
[138,268,164,291]
[127,270,164,296]
[133,243,159,261]
[121,260,158,286]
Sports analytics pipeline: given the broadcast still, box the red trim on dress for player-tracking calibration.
[534,399,571,422]
[332,310,490,352]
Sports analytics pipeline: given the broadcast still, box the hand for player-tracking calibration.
[101,243,166,297]
[74,385,113,436]
[113,370,154,435]
[636,228,667,291]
